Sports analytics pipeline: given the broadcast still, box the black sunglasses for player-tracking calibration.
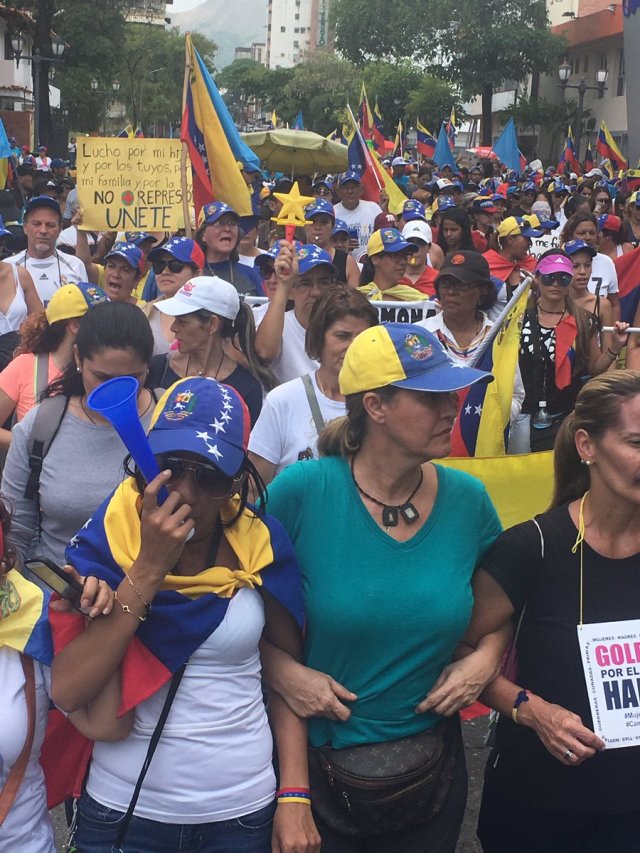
[151,259,187,275]
[158,455,244,498]
[539,272,572,287]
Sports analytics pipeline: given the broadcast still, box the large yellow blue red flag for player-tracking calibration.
[0,569,52,664]
[181,33,254,218]
[450,277,531,456]
[596,120,627,172]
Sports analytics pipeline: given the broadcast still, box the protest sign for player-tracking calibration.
[247,297,438,324]
[578,619,640,748]
[76,138,190,232]
[529,232,561,260]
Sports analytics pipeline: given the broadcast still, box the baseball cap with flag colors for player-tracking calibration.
[497,216,542,239]
[147,377,250,477]
[367,228,417,257]
[148,237,205,269]
[45,282,108,324]
[339,324,492,396]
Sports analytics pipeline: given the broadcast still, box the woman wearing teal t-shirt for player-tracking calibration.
[264,323,504,852]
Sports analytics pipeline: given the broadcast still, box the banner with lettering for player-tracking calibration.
[76,138,190,232]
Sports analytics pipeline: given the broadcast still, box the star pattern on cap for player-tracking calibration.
[197,386,235,461]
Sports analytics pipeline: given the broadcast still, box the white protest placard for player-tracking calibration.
[578,619,640,748]
[529,232,561,260]
[246,298,438,325]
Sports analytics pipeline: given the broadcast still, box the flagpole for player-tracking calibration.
[347,103,383,191]
[180,33,192,238]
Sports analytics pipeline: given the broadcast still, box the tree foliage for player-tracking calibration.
[360,62,422,129]
[282,53,359,135]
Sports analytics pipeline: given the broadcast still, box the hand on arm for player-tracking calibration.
[260,639,357,720]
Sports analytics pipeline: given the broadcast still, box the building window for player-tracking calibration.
[617,49,625,97]
[293,40,299,47]
[295,12,300,18]
[280,25,285,31]
[294,26,299,32]
[300,26,305,32]
[583,55,589,73]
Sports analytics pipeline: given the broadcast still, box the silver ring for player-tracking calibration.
[564,749,574,760]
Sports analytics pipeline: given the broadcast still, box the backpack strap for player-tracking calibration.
[0,655,35,827]
[33,353,50,403]
[24,395,69,500]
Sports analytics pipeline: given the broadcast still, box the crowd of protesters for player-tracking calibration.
[1,137,639,853]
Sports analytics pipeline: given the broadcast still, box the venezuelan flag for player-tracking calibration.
[450,279,531,457]
[0,569,52,664]
[372,100,385,151]
[346,116,407,215]
[358,83,374,141]
[416,120,436,159]
[614,245,640,324]
[181,33,255,218]
[596,120,627,172]
[116,124,134,139]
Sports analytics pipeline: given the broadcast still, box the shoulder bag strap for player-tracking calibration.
[24,394,69,500]
[0,655,36,827]
[301,373,326,434]
[114,663,187,847]
[34,353,50,402]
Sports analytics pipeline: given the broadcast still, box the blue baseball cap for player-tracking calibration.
[367,227,417,256]
[472,197,499,214]
[507,186,521,196]
[104,242,144,273]
[338,171,361,186]
[24,195,61,218]
[200,201,240,226]
[332,218,349,236]
[148,236,205,269]
[436,196,457,212]
[0,215,11,239]
[522,181,537,194]
[51,158,66,169]
[312,177,333,190]
[148,377,250,477]
[550,181,570,195]
[305,198,335,219]
[254,240,303,268]
[339,324,493,395]
[402,199,427,222]
[124,231,156,247]
[563,239,597,258]
[296,244,338,275]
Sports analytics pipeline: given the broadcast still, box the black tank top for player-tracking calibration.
[332,249,348,284]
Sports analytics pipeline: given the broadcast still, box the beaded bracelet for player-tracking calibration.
[276,787,312,805]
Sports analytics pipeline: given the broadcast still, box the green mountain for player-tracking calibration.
[171,0,268,68]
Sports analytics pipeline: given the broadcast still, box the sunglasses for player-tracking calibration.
[539,272,572,287]
[158,455,244,498]
[438,279,478,292]
[151,259,187,275]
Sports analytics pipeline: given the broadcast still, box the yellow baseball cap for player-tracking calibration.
[45,283,107,325]
[339,323,492,396]
[366,228,417,257]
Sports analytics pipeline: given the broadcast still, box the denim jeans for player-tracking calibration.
[74,791,275,853]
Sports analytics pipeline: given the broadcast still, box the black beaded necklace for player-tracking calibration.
[350,457,423,528]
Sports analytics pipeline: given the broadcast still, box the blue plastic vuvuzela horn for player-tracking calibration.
[87,375,169,504]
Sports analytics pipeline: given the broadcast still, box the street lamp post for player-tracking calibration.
[11,32,65,149]
[558,60,608,163]
[91,79,121,135]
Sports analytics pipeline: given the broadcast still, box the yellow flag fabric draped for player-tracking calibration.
[438,452,554,529]
[184,33,253,217]
[475,280,531,457]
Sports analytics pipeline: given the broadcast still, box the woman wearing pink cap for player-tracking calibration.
[516,249,628,452]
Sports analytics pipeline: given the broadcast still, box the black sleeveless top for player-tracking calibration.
[332,249,349,284]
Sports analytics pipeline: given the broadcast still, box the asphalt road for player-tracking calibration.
[52,716,490,852]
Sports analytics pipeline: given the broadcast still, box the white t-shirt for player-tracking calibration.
[57,225,98,251]
[249,372,345,475]
[0,648,55,852]
[88,588,275,823]
[588,252,618,297]
[333,200,383,257]
[5,249,87,305]
[255,308,318,384]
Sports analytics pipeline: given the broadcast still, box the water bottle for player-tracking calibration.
[532,401,552,429]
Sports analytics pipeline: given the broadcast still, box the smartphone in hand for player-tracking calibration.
[24,558,84,610]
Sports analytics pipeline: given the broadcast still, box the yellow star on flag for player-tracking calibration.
[272,181,316,228]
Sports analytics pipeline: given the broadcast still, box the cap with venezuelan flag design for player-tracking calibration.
[339,323,493,396]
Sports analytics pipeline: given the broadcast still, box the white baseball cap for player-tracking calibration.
[155,275,240,320]
[402,220,432,245]
[391,156,407,167]
[436,178,453,190]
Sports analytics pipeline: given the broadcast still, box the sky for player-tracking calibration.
[170,0,205,11]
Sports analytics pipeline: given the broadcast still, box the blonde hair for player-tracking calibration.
[317,387,399,457]
[551,370,640,507]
